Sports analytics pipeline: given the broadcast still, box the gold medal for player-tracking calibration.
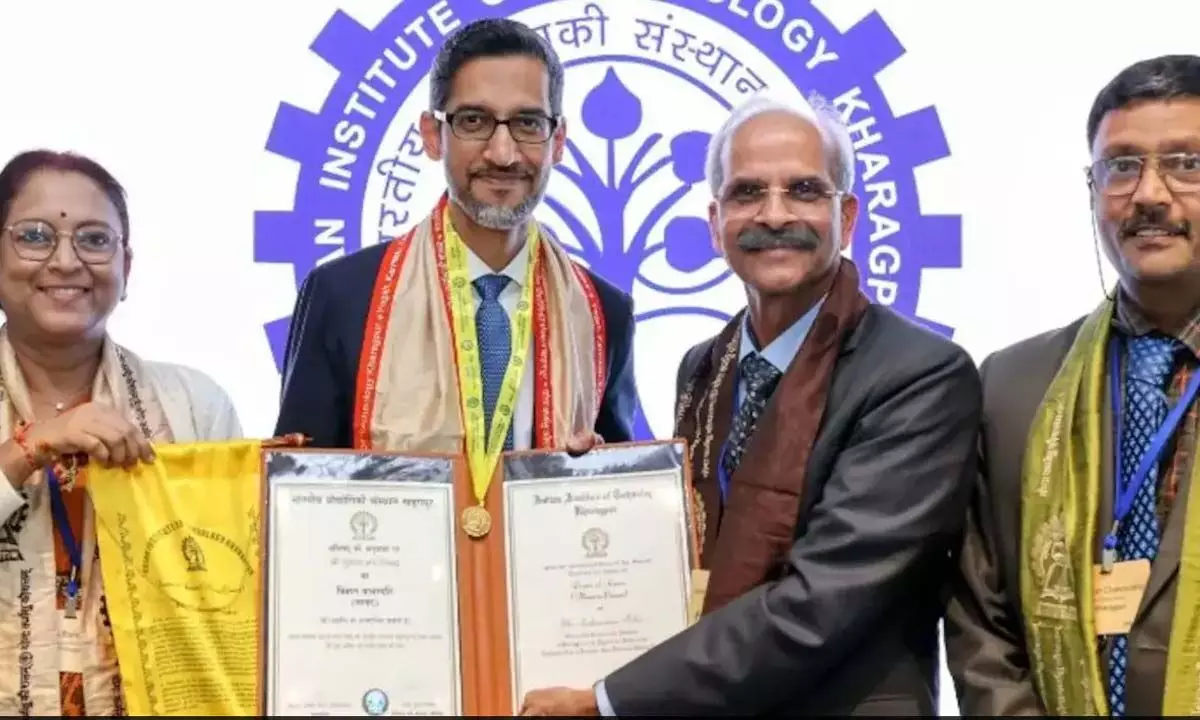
[461,505,492,538]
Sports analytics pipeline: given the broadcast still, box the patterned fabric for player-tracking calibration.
[1113,294,1200,521]
[1109,332,1181,716]
[474,274,514,450]
[721,352,782,480]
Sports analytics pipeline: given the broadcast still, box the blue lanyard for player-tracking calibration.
[1104,335,1200,568]
[46,466,81,602]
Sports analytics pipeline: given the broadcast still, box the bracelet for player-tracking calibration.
[59,456,80,492]
[13,422,39,469]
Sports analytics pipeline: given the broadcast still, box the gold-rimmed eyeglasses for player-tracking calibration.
[2,219,122,264]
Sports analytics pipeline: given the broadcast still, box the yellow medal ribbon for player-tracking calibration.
[443,206,540,538]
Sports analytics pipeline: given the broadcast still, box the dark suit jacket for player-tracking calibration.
[602,305,982,715]
[944,318,1186,717]
[272,240,638,447]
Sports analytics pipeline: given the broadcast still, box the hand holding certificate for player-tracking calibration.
[89,438,696,716]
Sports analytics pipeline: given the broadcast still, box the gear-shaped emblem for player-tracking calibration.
[254,1,962,439]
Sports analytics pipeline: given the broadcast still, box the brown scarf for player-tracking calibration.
[675,259,870,614]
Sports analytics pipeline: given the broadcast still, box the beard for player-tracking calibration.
[447,164,551,230]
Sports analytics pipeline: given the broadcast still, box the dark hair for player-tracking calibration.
[1087,54,1200,149]
[0,150,130,244]
[429,18,564,115]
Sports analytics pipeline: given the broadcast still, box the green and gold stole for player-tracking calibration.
[1020,298,1200,715]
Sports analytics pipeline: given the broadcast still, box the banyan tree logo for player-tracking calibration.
[255,0,961,439]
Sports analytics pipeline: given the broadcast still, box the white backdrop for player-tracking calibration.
[4,0,1200,714]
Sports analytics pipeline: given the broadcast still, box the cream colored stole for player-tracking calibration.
[0,329,172,716]
[365,210,603,452]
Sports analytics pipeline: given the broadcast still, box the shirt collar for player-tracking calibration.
[1113,289,1200,360]
[464,239,530,286]
[739,296,826,373]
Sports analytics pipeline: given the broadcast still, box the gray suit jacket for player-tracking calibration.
[944,318,1187,716]
[601,305,982,715]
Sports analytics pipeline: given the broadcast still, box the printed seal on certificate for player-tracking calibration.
[362,688,389,715]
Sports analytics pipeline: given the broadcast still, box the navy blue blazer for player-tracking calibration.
[273,240,638,448]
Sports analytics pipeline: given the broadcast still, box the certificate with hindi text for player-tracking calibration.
[260,450,465,716]
[501,441,697,710]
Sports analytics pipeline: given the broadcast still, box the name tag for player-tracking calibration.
[1093,559,1151,636]
[688,569,709,625]
[59,613,86,674]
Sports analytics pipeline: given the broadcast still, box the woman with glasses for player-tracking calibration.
[0,149,241,715]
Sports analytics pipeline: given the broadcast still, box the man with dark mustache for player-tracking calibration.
[946,55,1200,717]
[273,20,638,468]
[520,92,981,715]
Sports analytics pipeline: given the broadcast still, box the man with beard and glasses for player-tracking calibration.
[274,18,637,470]
[945,55,1200,718]
[519,92,981,716]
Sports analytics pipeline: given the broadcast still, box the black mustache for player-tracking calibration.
[737,225,822,251]
[471,168,533,180]
[1121,206,1190,237]
[1122,221,1190,237]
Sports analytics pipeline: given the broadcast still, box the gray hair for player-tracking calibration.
[705,92,856,197]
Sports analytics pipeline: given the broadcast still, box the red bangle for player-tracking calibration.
[13,422,39,468]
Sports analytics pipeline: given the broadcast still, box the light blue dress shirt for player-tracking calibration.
[594,298,825,716]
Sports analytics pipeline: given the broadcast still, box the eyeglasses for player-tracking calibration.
[434,109,558,144]
[1087,152,1200,197]
[722,180,842,209]
[1,219,122,264]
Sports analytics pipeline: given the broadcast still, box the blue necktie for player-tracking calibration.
[1109,332,1179,716]
[721,352,782,479]
[474,274,514,450]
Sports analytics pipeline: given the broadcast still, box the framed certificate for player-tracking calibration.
[255,440,698,716]
[503,440,698,708]
[259,449,467,716]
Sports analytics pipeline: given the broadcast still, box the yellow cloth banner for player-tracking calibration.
[88,440,263,716]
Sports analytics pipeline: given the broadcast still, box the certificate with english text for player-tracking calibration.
[501,441,697,709]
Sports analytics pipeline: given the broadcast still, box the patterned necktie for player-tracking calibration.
[1109,332,1180,716]
[474,274,514,450]
[721,352,783,482]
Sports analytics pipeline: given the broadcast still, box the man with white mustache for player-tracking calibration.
[520,91,982,716]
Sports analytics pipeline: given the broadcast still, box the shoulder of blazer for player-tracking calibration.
[980,316,1087,383]
[576,262,633,318]
[307,240,395,287]
[851,304,974,370]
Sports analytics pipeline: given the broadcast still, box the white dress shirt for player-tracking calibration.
[465,243,535,450]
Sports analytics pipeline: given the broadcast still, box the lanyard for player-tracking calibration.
[1103,335,1200,571]
[46,466,82,609]
[437,206,540,519]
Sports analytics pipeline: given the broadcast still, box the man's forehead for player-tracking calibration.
[726,111,826,171]
[1093,97,1200,156]
[449,56,550,111]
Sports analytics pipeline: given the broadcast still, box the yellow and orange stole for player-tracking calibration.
[87,441,265,716]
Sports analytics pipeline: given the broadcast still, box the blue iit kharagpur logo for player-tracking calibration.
[254,0,962,441]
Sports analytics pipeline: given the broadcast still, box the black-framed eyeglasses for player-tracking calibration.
[1,219,122,264]
[1086,152,1200,197]
[433,109,558,144]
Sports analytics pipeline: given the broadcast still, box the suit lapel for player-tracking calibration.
[1137,469,1187,622]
